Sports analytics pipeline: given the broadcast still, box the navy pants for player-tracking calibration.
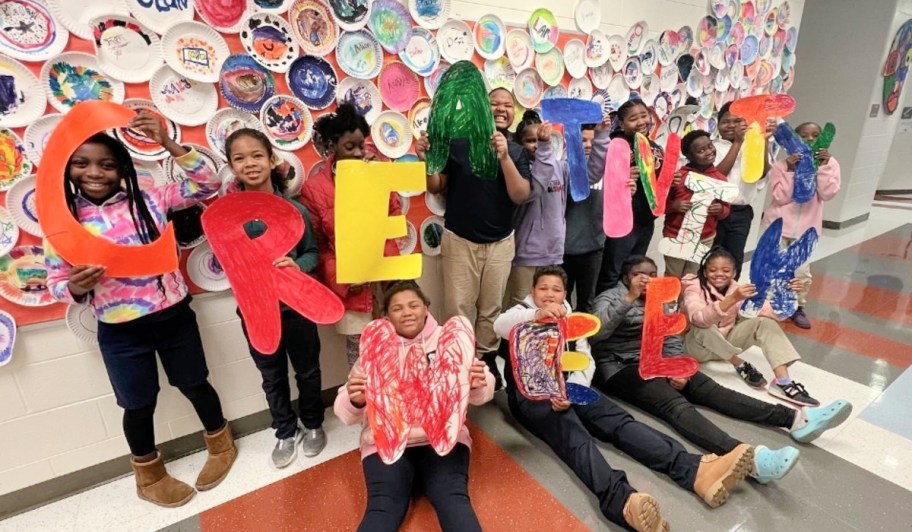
[597,224,655,294]
[563,248,604,313]
[714,204,754,279]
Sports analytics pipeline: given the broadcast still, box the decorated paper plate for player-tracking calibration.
[187,241,231,292]
[626,20,648,55]
[325,0,370,31]
[640,39,659,75]
[589,63,612,90]
[408,0,449,30]
[0,244,53,307]
[698,16,718,48]
[422,61,449,97]
[260,95,312,150]
[584,30,609,68]
[717,15,733,43]
[473,14,506,60]
[47,0,129,41]
[764,9,778,36]
[513,68,544,109]
[367,0,412,53]
[504,29,535,72]
[0,56,43,128]
[135,159,165,190]
[686,70,703,98]
[408,98,430,136]
[164,143,223,186]
[395,220,417,256]
[336,77,382,125]
[170,203,207,249]
[239,13,299,73]
[289,0,339,56]
[694,49,711,76]
[424,189,445,215]
[0,0,68,62]
[653,92,671,120]
[22,113,60,166]
[287,55,337,110]
[40,52,124,114]
[377,61,419,112]
[730,21,746,46]
[658,29,683,66]
[123,0,196,35]
[195,0,251,33]
[708,44,726,70]
[399,27,439,76]
[217,164,239,196]
[639,74,660,106]
[220,54,276,114]
[336,29,383,79]
[757,33,772,59]
[725,44,739,68]
[528,8,558,53]
[574,0,601,34]
[740,34,759,65]
[606,34,627,71]
[308,158,326,180]
[0,129,32,192]
[730,59,744,88]
[161,21,230,83]
[437,19,473,63]
[622,56,643,89]
[535,48,564,87]
[484,56,516,91]
[90,15,162,83]
[772,27,787,56]
[205,108,263,159]
[660,63,678,91]
[419,215,444,255]
[542,85,567,100]
[65,303,98,344]
[0,309,15,365]
[149,65,218,127]
[111,99,181,162]
[676,53,695,81]
[276,149,304,196]
[785,26,798,52]
[607,74,630,105]
[0,206,19,258]
[563,39,587,79]
[370,110,412,159]
[568,76,593,100]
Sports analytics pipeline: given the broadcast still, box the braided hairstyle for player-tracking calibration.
[224,128,287,195]
[697,246,736,302]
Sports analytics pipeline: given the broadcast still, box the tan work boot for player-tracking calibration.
[131,454,195,508]
[693,443,753,508]
[195,423,238,491]
[622,493,670,532]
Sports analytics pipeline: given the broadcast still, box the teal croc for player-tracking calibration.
[791,400,853,444]
[753,445,800,484]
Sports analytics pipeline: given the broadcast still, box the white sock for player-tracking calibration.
[790,408,809,431]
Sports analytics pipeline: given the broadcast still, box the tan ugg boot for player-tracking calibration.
[622,493,670,532]
[131,454,195,508]
[693,443,754,508]
[195,423,237,491]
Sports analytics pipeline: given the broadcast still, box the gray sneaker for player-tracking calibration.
[272,429,303,469]
[301,427,326,457]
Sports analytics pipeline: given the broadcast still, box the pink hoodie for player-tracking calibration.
[681,274,780,335]
[334,313,495,460]
[761,156,841,239]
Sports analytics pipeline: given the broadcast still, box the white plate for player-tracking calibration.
[260,94,313,151]
[564,39,587,79]
[505,29,535,71]
[0,309,15,366]
[399,27,439,76]
[535,48,564,87]
[195,0,252,33]
[419,215,444,255]
[483,56,516,91]
[0,128,33,191]
[238,13,299,74]
[640,39,659,75]
[327,0,371,31]
[607,74,630,104]
[408,0,449,30]
[625,20,648,55]
[568,76,593,100]
[205,108,263,159]
[5,175,41,236]
[40,52,125,113]
[639,73,659,106]
[513,67,544,109]
[336,77,382,125]
[161,21,230,83]
[0,244,54,307]
[47,0,129,41]
[437,19,473,64]
[0,206,19,258]
[336,29,383,79]
[424,191,445,215]
[123,0,196,35]
[0,0,69,62]
[0,56,44,128]
[91,15,163,83]
[407,97,430,137]
[574,0,601,34]
[589,63,612,90]
[277,149,304,197]
[65,303,98,344]
[584,30,609,68]
[473,13,506,60]
[660,63,679,92]
[164,143,223,187]
[110,99,182,162]
[187,241,231,292]
[149,65,218,126]
[606,34,627,71]
[395,220,417,255]
[288,0,339,56]
[370,110,412,159]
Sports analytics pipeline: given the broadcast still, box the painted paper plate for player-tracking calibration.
[473,13,506,60]
[626,20,648,55]
[135,159,165,190]
[772,27,787,56]
[698,16,718,47]
[260,95,313,150]
[730,59,744,88]
[658,29,684,66]
[0,244,53,306]
[149,65,218,127]
[513,67,544,108]
[640,39,659,75]
[528,8,558,54]
[336,76,382,124]
[536,48,564,87]
[220,54,276,114]
[47,0,129,41]
[111,99,181,162]
[584,30,609,68]
[764,9,778,36]
[326,0,370,31]
[566,382,599,405]
[205,108,262,159]
[40,52,124,114]
[377,61,419,112]
[187,241,231,292]
[707,43,726,70]
[408,97,430,136]
[164,143,223,186]
[730,21,746,46]
[239,13,299,74]
[5,176,38,229]
[740,34,759,65]
[677,53,695,81]
[0,128,32,192]
[399,27,439,76]
[639,73,659,106]
[484,56,516,90]
[336,29,383,79]
[0,309,15,365]
[395,220,417,255]
[370,110,411,159]
[90,16,162,83]
[0,206,19,258]
[367,0,412,53]
[0,0,68,62]
[686,70,703,98]
[0,56,43,128]
[419,215,444,255]
[606,34,627,71]
[589,63,612,90]
[277,149,305,196]
[161,21,230,83]
[423,61,449,97]
[65,303,98,344]
[622,56,642,89]
[606,74,630,105]
[289,0,339,56]
[505,29,535,71]
[195,0,251,33]
[694,49,711,76]
[217,164,239,196]
[714,67,731,91]
[22,113,60,165]
[437,19,473,64]
[408,0,448,30]
[542,85,567,100]
[724,44,739,68]
[563,39,587,79]
[758,33,772,59]
[568,76,593,100]
[660,63,678,91]
[123,0,196,35]
[424,189,445,215]
[574,0,601,34]
[785,26,798,53]
[717,15,733,43]
[287,55,337,110]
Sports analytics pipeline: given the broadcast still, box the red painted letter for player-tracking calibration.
[640,276,699,380]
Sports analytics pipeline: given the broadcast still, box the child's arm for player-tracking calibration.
[468,361,495,405]
[591,289,634,343]
[493,303,538,340]
[714,138,741,177]
[681,275,724,328]
[43,240,93,304]
[767,160,795,206]
[816,156,841,201]
[334,362,367,425]
[416,132,448,193]
[495,132,532,204]
[587,128,612,185]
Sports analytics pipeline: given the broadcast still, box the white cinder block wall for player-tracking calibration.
[0,0,806,497]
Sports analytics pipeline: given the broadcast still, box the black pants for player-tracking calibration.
[358,444,481,532]
[241,310,324,439]
[563,249,604,313]
[601,366,796,455]
[597,223,655,294]
[714,205,754,279]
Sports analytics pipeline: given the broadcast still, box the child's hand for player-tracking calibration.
[534,303,567,322]
[815,149,830,165]
[415,131,429,162]
[726,283,757,303]
[785,153,802,171]
[550,397,571,412]
[671,199,692,213]
[536,122,553,142]
[764,118,777,139]
[788,278,805,293]
[672,170,682,187]
[628,167,640,195]
[735,120,750,142]
[347,369,367,408]
[129,112,169,146]
[596,116,612,131]
[706,202,723,216]
[469,359,487,390]
[67,265,105,297]
[491,132,509,160]
[625,273,650,302]
[273,257,299,270]
[668,377,689,390]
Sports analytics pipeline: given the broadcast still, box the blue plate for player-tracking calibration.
[218,55,276,114]
[287,55,338,110]
[566,383,600,405]
[0,310,14,366]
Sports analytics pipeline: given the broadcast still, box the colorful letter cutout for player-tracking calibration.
[603,138,634,238]
[657,172,740,262]
[36,101,178,277]
[774,122,816,204]
[510,320,566,401]
[883,19,912,115]
[653,132,681,215]
[201,192,345,354]
[640,276,700,380]
[540,98,604,201]
[730,94,796,183]
[335,160,425,284]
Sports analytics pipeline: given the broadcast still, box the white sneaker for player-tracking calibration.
[272,429,303,468]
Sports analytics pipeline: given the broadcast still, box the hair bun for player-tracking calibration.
[522,110,541,121]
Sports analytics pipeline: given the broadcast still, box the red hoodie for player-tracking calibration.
[662,165,731,240]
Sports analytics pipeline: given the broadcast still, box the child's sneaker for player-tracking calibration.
[752,445,800,484]
[769,381,820,407]
[272,429,303,468]
[736,362,768,390]
[790,307,811,329]
[790,400,853,443]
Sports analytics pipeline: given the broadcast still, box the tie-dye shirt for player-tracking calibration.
[44,148,220,324]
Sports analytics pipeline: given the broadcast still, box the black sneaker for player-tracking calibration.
[736,362,768,390]
[769,381,820,407]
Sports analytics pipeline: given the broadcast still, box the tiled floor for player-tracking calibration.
[3,206,912,532]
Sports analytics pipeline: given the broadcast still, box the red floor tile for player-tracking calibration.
[782,318,912,368]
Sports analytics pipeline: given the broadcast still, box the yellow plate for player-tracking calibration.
[561,351,591,372]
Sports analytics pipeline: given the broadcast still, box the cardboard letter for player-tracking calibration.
[773,122,817,204]
[541,98,604,201]
[603,138,634,238]
[730,94,796,183]
[653,132,681,215]
[360,319,410,464]
[742,218,818,318]
[640,276,700,380]
[509,320,566,401]
[657,172,740,262]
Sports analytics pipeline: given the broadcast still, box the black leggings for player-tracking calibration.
[123,381,225,457]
